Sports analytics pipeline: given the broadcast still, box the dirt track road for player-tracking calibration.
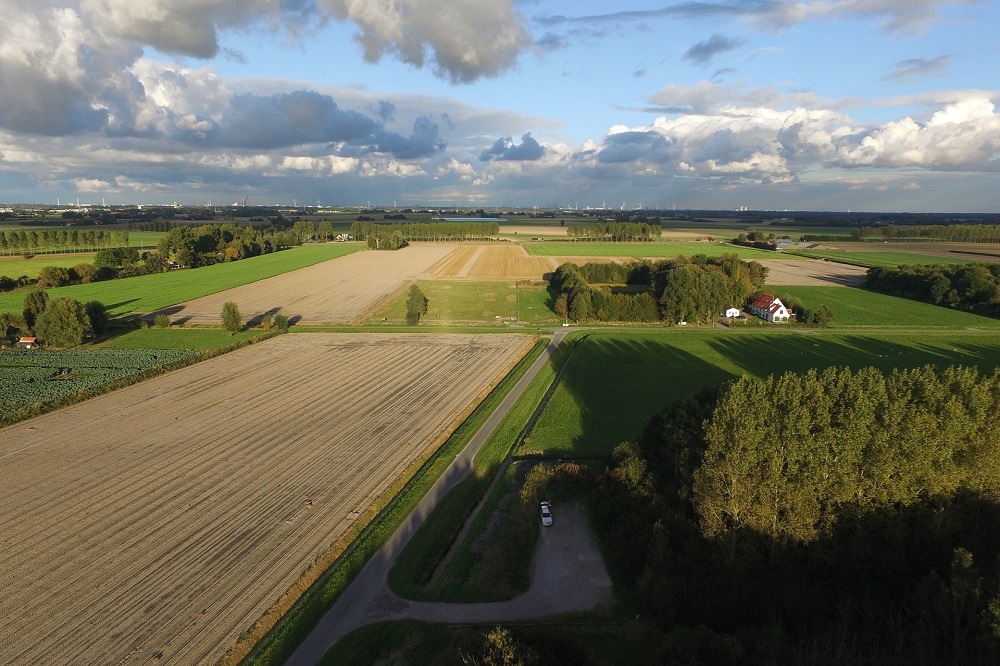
[287,330,614,665]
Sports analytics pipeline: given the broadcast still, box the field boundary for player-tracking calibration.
[232,337,547,666]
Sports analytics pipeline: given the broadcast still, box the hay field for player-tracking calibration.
[425,244,558,280]
[157,244,456,325]
[0,333,533,665]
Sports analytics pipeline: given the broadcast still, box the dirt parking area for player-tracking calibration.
[0,333,533,665]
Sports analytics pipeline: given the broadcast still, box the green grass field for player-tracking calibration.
[523,241,784,260]
[0,243,362,316]
[772,286,1000,328]
[523,329,1000,458]
[96,327,266,350]
[0,253,97,279]
[788,249,974,268]
[370,280,560,326]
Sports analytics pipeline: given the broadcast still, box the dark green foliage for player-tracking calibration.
[35,266,72,288]
[406,284,428,325]
[156,222,296,268]
[565,220,662,241]
[867,262,1000,315]
[273,313,289,332]
[34,297,90,347]
[550,254,766,324]
[593,364,1000,663]
[221,301,242,335]
[852,223,1000,242]
[22,289,49,329]
[0,311,26,344]
[83,301,109,336]
[93,246,140,271]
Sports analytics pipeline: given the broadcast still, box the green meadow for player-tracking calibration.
[788,249,974,268]
[773,285,1000,328]
[96,327,266,350]
[0,253,97,279]
[522,329,1000,458]
[370,280,561,327]
[523,241,783,260]
[0,243,362,316]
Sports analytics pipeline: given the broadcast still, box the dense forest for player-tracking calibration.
[593,365,1000,663]
[155,222,305,268]
[866,263,1000,316]
[550,254,767,323]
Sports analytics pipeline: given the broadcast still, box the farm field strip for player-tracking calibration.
[0,243,363,317]
[0,333,534,665]
[756,259,869,286]
[522,241,785,260]
[425,244,558,280]
[159,244,456,324]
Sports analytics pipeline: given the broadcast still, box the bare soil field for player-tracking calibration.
[425,244,559,280]
[156,244,456,325]
[0,333,533,665]
[758,259,870,286]
[837,241,1000,262]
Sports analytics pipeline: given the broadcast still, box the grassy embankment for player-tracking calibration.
[0,243,362,316]
[523,241,784,260]
[370,280,561,327]
[387,337,575,604]
[524,328,1000,459]
[239,339,551,666]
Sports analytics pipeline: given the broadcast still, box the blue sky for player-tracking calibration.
[0,0,998,211]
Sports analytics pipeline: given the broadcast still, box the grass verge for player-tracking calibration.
[235,338,550,666]
[387,337,577,602]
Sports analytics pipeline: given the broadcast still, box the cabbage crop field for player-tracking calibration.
[0,349,197,421]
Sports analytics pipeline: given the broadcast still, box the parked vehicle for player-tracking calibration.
[539,500,553,526]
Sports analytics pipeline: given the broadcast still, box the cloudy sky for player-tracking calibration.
[1,0,998,212]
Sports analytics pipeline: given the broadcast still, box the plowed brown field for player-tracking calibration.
[425,244,558,280]
[156,244,456,325]
[0,333,532,665]
[757,259,869,286]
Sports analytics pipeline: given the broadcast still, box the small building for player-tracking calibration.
[17,336,39,349]
[749,294,790,323]
[725,307,741,318]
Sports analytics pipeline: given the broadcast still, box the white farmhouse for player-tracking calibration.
[749,293,790,323]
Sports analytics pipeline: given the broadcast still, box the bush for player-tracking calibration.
[260,314,273,330]
[154,314,172,329]
[273,313,289,332]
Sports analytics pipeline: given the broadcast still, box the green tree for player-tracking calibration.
[84,301,109,336]
[36,266,72,288]
[22,289,49,329]
[221,301,242,335]
[35,297,90,347]
[154,314,171,329]
[406,284,428,325]
[273,313,289,332]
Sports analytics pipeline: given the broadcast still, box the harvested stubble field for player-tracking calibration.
[424,243,558,280]
[157,244,456,324]
[757,259,870,286]
[0,332,533,665]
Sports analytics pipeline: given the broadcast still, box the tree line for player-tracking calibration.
[550,254,767,323]
[565,221,663,242]
[852,224,1000,243]
[867,262,1000,316]
[0,228,131,256]
[592,364,1000,662]
[349,221,500,245]
[155,222,304,268]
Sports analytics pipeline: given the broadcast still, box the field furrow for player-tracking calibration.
[0,333,533,665]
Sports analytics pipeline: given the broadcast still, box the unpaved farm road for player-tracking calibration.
[286,330,614,665]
